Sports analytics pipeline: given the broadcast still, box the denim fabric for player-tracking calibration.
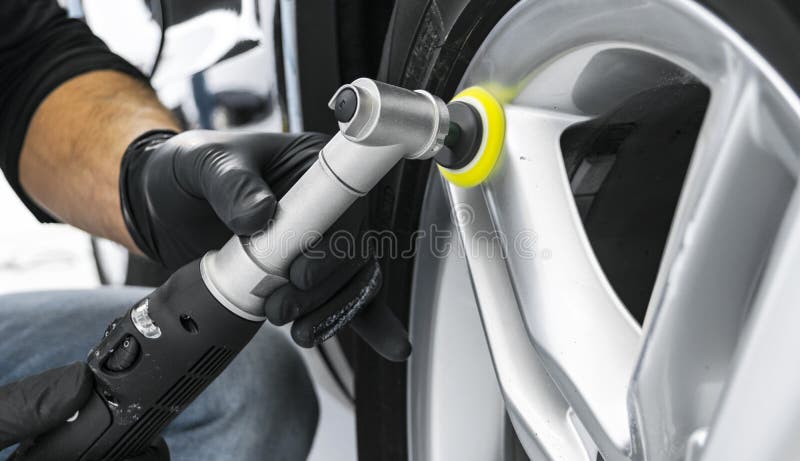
[0,288,318,460]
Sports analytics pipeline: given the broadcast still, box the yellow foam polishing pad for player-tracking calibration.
[438,86,505,188]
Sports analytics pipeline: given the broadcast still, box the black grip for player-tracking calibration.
[24,260,264,461]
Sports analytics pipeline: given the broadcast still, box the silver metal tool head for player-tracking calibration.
[328,78,450,160]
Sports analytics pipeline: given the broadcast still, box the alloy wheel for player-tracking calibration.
[409,0,800,460]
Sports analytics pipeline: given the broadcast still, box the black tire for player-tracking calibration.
[356,0,800,459]
[356,1,518,458]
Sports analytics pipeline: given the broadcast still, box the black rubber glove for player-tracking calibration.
[262,197,410,361]
[1,363,168,461]
[120,130,321,270]
[120,130,411,361]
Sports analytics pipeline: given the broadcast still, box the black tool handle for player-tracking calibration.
[23,260,263,461]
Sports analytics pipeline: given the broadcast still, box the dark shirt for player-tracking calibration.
[0,0,147,221]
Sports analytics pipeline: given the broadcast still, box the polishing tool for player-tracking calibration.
[28,79,504,461]
[27,78,453,461]
[437,86,506,188]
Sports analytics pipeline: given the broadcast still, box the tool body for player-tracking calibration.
[201,79,449,321]
[26,79,503,460]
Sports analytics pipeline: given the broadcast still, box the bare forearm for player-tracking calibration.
[19,70,180,252]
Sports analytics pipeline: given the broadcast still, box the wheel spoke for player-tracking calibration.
[630,73,800,459]
[698,193,800,461]
[450,104,642,459]
[446,183,594,461]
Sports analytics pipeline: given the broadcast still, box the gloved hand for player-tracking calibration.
[120,130,411,361]
[1,363,168,461]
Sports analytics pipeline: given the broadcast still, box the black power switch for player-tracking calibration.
[334,88,358,123]
[104,335,140,372]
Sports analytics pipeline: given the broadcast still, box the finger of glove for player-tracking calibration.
[289,199,369,290]
[259,133,331,198]
[164,134,279,236]
[0,362,92,450]
[203,165,277,236]
[291,258,383,348]
[263,252,368,326]
[124,437,170,461]
[191,133,331,236]
[211,132,330,236]
[350,302,412,362]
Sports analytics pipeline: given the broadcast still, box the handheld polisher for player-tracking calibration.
[26,79,504,461]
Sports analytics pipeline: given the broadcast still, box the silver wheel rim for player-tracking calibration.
[409,1,800,460]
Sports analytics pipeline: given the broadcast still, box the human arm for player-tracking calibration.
[0,0,177,253]
[19,70,179,251]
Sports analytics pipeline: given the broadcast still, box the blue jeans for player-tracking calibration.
[0,288,318,460]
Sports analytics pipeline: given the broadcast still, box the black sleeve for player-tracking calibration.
[0,0,150,222]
